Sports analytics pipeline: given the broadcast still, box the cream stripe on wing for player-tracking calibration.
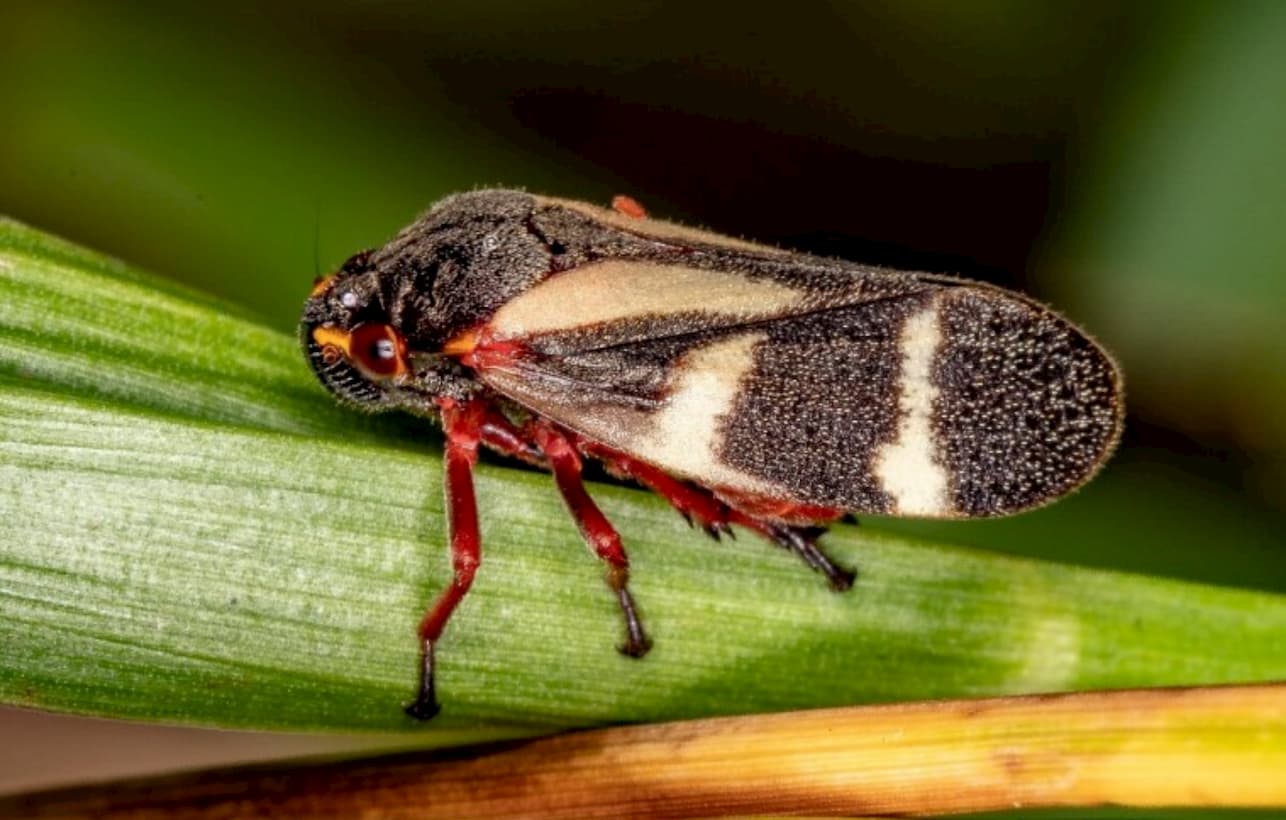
[630,332,782,496]
[873,300,949,516]
[488,261,807,339]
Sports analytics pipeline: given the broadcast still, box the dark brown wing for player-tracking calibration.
[472,261,1121,519]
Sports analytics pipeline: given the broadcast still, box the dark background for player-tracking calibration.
[2,0,1284,796]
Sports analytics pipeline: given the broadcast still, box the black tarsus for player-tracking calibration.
[615,584,652,658]
[703,521,735,542]
[766,524,857,591]
[404,638,441,721]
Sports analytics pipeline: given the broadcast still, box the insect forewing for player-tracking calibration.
[470,256,1121,520]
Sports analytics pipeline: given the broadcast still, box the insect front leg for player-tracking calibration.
[406,399,486,721]
[529,423,652,658]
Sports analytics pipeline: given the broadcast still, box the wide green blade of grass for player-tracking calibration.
[2,218,1283,734]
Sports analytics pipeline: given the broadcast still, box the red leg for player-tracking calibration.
[530,423,651,657]
[610,194,648,219]
[580,440,733,539]
[406,399,485,720]
[580,440,856,592]
[478,406,545,467]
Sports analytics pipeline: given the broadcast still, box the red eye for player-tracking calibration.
[349,323,408,378]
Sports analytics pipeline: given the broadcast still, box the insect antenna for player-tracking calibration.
[312,199,322,279]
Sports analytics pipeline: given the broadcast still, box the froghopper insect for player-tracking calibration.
[300,190,1124,719]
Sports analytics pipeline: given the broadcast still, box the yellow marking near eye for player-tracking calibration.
[309,274,338,298]
[311,325,352,357]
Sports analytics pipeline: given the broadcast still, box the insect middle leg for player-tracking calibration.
[529,423,651,658]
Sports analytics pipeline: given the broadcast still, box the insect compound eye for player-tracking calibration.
[349,322,409,379]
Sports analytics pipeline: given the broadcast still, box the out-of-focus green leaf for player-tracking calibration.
[1049,1,1286,451]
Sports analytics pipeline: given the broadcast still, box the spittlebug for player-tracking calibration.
[301,190,1123,719]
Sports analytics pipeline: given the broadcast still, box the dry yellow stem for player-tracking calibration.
[5,683,1284,818]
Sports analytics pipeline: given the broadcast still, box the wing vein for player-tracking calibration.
[543,287,936,356]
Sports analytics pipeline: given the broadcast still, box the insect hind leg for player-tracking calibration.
[732,516,856,592]
[579,441,856,591]
[579,441,734,541]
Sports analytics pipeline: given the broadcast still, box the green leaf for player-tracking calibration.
[2,217,1284,734]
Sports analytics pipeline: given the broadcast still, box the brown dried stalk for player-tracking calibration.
[5,683,1284,818]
